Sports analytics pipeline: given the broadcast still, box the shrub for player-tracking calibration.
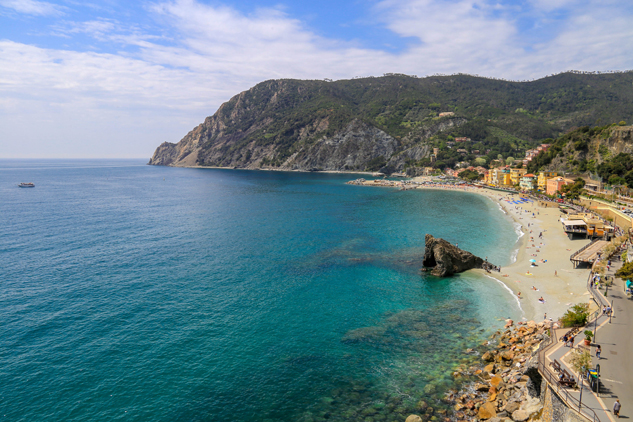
[615,261,633,280]
[561,303,590,327]
[570,349,592,374]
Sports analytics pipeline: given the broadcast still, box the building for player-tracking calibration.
[430,154,436,163]
[455,137,471,142]
[433,148,439,155]
[456,149,468,154]
[520,174,536,190]
[546,177,574,196]
[490,168,512,187]
[537,171,557,191]
[510,168,527,186]
[439,112,455,117]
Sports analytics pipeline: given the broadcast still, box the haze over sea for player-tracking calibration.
[1,160,522,422]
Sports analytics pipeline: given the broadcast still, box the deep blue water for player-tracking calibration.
[0,160,521,422]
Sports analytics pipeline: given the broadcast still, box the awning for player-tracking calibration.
[562,220,587,227]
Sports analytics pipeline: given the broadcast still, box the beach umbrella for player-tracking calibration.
[529,259,536,263]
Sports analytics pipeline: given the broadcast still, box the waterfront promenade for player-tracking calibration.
[542,255,631,422]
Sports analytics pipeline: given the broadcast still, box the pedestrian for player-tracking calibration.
[596,345,601,359]
[555,270,557,277]
[613,399,621,418]
[544,313,547,320]
[570,336,574,348]
[603,306,607,315]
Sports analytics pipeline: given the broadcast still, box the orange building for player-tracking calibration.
[546,177,574,196]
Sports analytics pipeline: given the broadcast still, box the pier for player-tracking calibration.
[570,240,609,268]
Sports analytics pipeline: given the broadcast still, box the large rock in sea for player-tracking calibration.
[422,234,485,277]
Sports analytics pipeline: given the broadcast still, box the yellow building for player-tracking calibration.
[509,168,527,186]
[538,171,557,191]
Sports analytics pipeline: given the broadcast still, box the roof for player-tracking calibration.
[523,174,536,178]
[562,220,587,226]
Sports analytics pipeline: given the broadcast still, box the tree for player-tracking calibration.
[570,349,592,374]
[560,178,585,200]
[506,156,515,165]
[561,303,590,327]
[474,157,487,166]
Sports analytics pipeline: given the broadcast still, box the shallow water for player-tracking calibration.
[0,160,521,421]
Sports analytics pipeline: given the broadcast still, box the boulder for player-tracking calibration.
[422,234,486,276]
[490,375,504,388]
[511,409,529,421]
[482,351,495,362]
[478,402,497,420]
[405,415,422,422]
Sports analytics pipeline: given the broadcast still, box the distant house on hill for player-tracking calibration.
[456,149,468,154]
[455,137,471,142]
[439,112,455,117]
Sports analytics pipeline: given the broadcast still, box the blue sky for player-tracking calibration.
[1,0,633,158]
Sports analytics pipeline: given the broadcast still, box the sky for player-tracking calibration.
[1,0,633,158]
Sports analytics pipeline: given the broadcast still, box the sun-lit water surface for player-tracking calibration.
[0,160,521,421]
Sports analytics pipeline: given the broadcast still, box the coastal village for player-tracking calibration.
[347,171,633,422]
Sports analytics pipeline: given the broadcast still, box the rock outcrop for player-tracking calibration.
[422,234,485,276]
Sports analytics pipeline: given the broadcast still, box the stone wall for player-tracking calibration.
[540,383,588,422]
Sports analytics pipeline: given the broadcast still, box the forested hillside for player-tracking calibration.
[149,72,633,174]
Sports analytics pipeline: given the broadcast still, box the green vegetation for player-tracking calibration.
[560,303,590,327]
[457,169,482,181]
[615,261,633,280]
[597,153,633,187]
[526,124,633,188]
[192,72,633,168]
[570,349,592,374]
[584,330,594,341]
[560,178,586,200]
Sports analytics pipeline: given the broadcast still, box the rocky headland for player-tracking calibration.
[422,234,492,277]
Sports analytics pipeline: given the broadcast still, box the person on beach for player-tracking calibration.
[596,345,601,359]
[555,270,557,276]
[613,399,621,418]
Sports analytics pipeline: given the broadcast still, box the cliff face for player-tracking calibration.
[422,234,485,277]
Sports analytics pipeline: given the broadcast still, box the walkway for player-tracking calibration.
[541,254,631,422]
[571,240,609,267]
[589,255,633,420]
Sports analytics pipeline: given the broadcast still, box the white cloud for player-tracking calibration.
[1,0,633,157]
[0,0,62,16]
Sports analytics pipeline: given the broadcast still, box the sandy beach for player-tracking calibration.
[409,179,594,321]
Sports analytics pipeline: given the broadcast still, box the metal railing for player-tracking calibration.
[533,270,606,422]
[537,360,602,422]
[570,239,599,261]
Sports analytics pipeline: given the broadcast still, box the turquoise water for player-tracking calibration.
[0,160,521,421]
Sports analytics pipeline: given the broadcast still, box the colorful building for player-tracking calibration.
[546,177,574,196]
[520,174,536,190]
[538,171,557,191]
[509,168,527,186]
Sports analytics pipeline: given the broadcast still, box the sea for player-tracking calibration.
[0,160,522,422]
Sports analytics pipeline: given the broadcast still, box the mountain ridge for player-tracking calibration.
[149,72,633,174]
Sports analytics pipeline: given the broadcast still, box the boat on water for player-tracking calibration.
[18,182,35,188]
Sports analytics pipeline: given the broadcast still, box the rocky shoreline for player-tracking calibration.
[406,319,554,422]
